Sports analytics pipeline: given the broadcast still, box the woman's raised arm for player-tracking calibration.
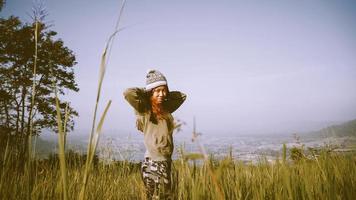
[164,91,187,113]
[123,87,149,113]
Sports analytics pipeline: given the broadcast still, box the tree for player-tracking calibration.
[0,15,79,154]
[0,0,5,11]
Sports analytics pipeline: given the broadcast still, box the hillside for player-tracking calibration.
[309,119,356,138]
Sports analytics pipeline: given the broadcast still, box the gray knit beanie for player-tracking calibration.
[145,69,168,91]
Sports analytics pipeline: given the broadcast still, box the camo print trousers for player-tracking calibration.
[141,157,172,200]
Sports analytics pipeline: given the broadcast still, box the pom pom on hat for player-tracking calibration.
[145,69,168,91]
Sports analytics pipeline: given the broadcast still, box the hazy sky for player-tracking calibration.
[2,0,356,135]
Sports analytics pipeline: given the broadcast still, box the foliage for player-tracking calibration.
[290,146,305,162]
[0,16,79,139]
[0,0,4,11]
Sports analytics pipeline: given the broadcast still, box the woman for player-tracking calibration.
[123,69,186,199]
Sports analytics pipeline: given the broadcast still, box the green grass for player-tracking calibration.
[0,148,355,199]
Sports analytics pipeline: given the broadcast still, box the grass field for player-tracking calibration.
[0,145,355,200]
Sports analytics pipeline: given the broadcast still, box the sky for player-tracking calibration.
[2,0,356,135]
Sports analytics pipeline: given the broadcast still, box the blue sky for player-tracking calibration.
[2,0,356,135]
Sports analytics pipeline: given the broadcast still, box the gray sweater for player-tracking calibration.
[123,87,186,161]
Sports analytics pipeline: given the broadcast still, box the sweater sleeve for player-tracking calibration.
[164,91,187,113]
[123,87,149,114]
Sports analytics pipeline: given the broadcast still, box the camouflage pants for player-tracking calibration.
[141,157,172,200]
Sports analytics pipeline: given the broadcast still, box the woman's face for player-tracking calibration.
[151,85,168,105]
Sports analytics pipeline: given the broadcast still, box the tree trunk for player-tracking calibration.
[4,99,10,129]
[26,104,33,136]
[20,86,27,134]
[15,98,20,134]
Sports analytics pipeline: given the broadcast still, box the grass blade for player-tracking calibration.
[79,100,112,200]
[54,86,68,200]
[79,3,126,199]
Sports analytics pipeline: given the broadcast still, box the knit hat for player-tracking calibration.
[145,69,168,91]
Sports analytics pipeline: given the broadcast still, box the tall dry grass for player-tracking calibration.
[78,0,126,198]
[0,145,355,199]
